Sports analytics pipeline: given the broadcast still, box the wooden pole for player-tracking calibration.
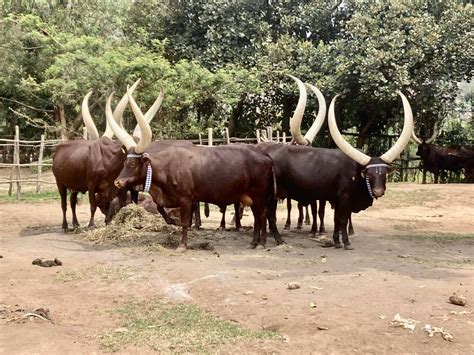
[198,133,202,145]
[37,134,45,193]
[83,126,88,139]
[224,128,230,144]
[276,131,280,142]
[207,128,213,146]
[282,132,287,143]
[14,125,21,200]
[266,126,273,142]
[256,130,261,143]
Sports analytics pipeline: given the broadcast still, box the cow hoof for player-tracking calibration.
[255,244,265,250]
[284,224,290,230]
[217,226,225,231]
[334,243,343,249]
[344,244,354,250]
[296,225,302,230]
[247,244,257,249]
[175,244,187,253]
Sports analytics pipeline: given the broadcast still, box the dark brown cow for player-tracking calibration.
[107,90,276,251]
[412,129,474,183]
[52,80,163,230]
[260,77,414,249]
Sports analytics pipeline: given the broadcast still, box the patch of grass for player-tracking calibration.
[400,255,473,269]
[55,265,133,283]
[99,300,279,352]
[394,232,474,244]
[0,190,59,202]
[377,188,440,208]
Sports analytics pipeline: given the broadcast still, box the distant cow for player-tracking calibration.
[412,129,474,183]
[106,89,277,251]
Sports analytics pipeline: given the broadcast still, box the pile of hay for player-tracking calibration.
[81,204,180,248]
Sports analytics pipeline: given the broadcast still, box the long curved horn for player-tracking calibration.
[82,91,100,140]
[380,91,414,164]
[328,95,371,166]
[103,78,141,139]
[127,86,152,154]
[411,130,422,145]
[105,92,137,151]
[288,75,308,145]
[304,83,327,144]
[132,87,164,140]
[425,122,438,144]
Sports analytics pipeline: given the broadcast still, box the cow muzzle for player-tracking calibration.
[372,188,385,198]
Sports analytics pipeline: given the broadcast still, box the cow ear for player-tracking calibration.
[141,152,151,164]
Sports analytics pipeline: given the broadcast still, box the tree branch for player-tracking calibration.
[0,97,54,113]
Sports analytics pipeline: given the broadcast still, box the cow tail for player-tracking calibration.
[271,166,277,199]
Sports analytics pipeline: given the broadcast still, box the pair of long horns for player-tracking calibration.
[288,75,327,145]
[328,92,414,165]
[411,123,438,145]
[82,79,141,140]
[106,86,157,154]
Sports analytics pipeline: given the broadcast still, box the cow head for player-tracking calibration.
[412,124,438,159]
[328,91,413,199]
[105,86,159,190]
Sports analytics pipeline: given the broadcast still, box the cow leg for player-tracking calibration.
[156,205,177,225]
[339,211,353,250]
[234,203,242,230]
[193,202,201,229]
[296,202,303,229]
[57,184,68,232]
[105,202,115,225]
[177,201,192,252]
[309,201,318,236]
[87,191,97,229]
[70,191,80,228]
[304,205,311,225]
[249,204,264,249]
[204,202,210,218]
[219,205,226,230]
[284,198,291,229]
[318,200,326,234]
[332,207,341,248]
[267,199,285,245]
[130,190,139,204]
[348,214,355,236]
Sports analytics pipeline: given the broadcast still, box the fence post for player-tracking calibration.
[36,134,45,193]
[266,126,273,142]
[83,126,88,139]
[198,133,202,145]
[276,131,280,142]
[14,125,21,200]
[224,127,230,144]
[282,132,286,143]
[207,128,213,147]
[256,129,261,143]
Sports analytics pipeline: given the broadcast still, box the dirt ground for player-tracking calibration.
[1,182,473,354]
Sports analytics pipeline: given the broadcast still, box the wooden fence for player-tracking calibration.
[0,125,430,200]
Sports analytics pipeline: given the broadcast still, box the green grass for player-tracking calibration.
[99,300,279,352]
[0,190,89,203]
[55,265,133,283]
[394,232,474,244]
[377,188,440,208]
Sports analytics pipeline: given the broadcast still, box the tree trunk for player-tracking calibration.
[54,105,67,141]
[228,95,245,137]
[281,95,294,135]
[356,110,376,148]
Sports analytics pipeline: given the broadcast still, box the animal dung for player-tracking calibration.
[287,282,301,290]
[32,258,62,267]
[449,294,467,306]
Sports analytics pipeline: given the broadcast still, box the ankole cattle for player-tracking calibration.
[412,128,474,183]
[107,88,277,251]
[259,76,413,249]
[52,79,164,230]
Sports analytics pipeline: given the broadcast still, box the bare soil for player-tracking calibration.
[1,183,473,354]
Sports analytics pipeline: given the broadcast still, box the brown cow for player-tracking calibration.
[106,89,276,251]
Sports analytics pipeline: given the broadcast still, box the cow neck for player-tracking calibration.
[127,152,152,193]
